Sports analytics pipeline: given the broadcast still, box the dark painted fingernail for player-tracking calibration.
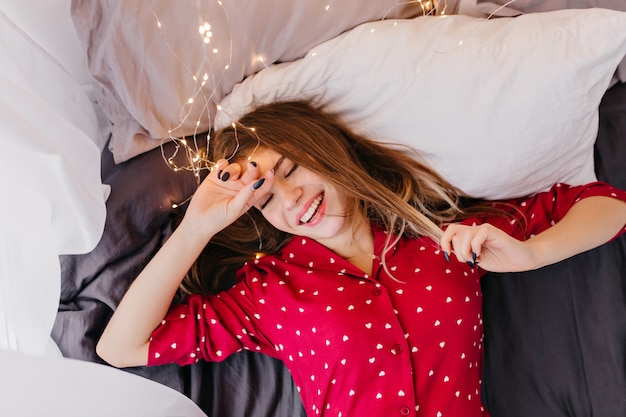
[249,161,257,167]
[221,172,230,182]
[252,178,265,189]
[472,252,477,263]
[443,251,450,263]
[216,170,223,180]
[466,261,475,268]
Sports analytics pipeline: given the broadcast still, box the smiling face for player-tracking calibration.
[249,148,361,252]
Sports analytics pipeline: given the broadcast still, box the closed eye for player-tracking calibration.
[285,162,298,178]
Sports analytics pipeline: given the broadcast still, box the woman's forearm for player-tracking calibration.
[96,159,268,367]
[96,220,213,368]
[526,196,626,269]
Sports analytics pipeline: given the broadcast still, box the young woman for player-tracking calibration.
[97,101,626,417]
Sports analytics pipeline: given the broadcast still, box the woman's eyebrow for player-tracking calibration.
[272,156,286,173]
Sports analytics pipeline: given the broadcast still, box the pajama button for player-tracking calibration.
[400,406,411,415]
[392,344,404,354]
[373,287,382,296]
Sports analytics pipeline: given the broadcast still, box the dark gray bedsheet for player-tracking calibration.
[482,81,626,416]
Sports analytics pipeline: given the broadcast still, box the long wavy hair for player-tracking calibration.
[180,100,490,296]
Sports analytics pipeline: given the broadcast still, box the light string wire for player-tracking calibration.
[381,0,439,20]
[148,0,518,259]
[152,0,235,185]
[154,0,516,206]
[436,0,518,53]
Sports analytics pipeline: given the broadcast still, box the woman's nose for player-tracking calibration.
[273,180,301,210]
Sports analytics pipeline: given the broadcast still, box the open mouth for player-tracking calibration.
[299,192,324,224]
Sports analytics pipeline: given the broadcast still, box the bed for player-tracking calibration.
[2,1,626,416]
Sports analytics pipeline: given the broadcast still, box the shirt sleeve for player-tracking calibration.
[147,276,276,367]
[464,182,626,241]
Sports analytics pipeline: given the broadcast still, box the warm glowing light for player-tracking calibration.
[199,22,213,44]
[257,56,270,69]
[153,0,462,203]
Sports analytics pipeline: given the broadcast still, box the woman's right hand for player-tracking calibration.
[98,159,272,368]
[98,158,271,368]
[179,159,270,239]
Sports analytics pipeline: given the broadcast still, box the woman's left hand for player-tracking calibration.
[440,223,539,273]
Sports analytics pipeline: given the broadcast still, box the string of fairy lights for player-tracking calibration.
[154,0,516,209]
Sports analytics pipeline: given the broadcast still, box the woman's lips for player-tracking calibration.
[299,192,324,224]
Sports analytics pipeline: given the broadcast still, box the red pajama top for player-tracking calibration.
[148,182,626,417]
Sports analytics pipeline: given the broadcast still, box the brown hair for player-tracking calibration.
[180,100,485,295]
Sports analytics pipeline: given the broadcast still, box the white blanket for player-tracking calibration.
[0,9,107,356]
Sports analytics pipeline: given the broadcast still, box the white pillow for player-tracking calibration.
[215,9,626,199]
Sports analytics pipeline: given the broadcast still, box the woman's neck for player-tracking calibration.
[331,218,375,276]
